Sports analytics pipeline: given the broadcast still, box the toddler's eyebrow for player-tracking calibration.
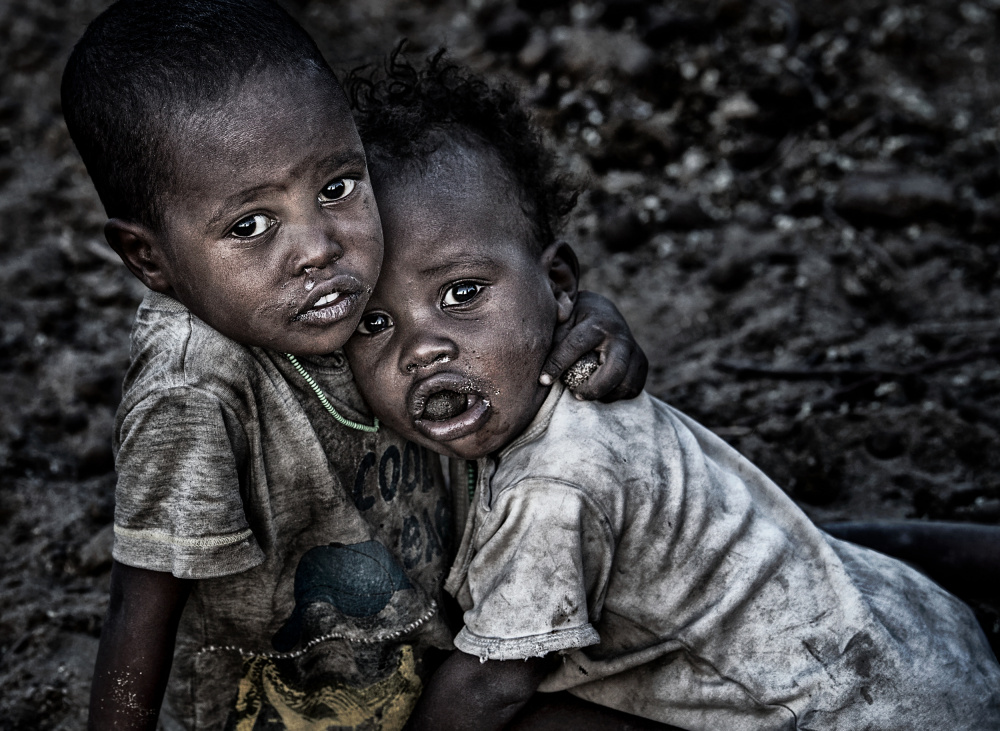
[420,256,499,277]
[311,149,367,177]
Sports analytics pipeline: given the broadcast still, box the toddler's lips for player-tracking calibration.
[409,373,492,443]
[416,395,491,443]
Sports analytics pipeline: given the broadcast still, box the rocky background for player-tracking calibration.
[1,0,998,727]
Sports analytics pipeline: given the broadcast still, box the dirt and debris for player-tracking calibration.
[1,0,998,727]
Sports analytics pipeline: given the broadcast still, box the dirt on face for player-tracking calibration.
[1,0,998,727]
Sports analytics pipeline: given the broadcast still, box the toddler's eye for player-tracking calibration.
[230,214,274,238]
[319,178,357,202]
[356,311,393,335]
[442,282,482,307]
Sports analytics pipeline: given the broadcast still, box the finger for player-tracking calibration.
[540,324,605,385]
[600,344,648,402]
[571,338,631,400]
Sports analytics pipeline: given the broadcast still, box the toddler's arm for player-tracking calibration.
[406,650,548,731]
[541,290,648,402]
[406,650,679,731]
[88,561,192,730]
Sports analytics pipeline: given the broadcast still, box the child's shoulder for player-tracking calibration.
[119,291,364,446]
[511,383,679,455]
[495,385,675,495]
[493,384,755,513]
[122,291,269,410]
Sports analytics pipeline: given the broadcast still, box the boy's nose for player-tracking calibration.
[400,331,459,374]
[293,221,344,273]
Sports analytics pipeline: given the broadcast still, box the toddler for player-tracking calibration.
[343,55,1000,731]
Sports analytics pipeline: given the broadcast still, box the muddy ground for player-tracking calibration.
[1,0,998,727]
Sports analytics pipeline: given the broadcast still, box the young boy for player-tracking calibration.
[343,56,1000,730]
[62,2,650,728]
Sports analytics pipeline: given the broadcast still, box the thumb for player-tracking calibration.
[540,325,603,385]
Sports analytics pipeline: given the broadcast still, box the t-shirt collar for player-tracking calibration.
[497,381,565,460]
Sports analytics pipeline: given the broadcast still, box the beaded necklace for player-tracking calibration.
[467,461,477,503]
[284,353,379,433]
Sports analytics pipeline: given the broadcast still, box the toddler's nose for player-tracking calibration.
[400,332,459,374]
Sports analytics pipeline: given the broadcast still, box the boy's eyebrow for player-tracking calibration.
[206,150,367,228]
[208,182,284,228]
[419,256,500,277]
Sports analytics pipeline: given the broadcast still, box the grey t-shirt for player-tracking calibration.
[446,383,1000,730]
[113,292,455,730]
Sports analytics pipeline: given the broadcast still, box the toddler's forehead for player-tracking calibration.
[382,144,536,238]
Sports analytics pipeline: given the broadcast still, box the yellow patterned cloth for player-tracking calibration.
[230,646,422,731]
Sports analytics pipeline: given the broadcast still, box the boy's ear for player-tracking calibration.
[104,219,173,293]
[542,241,579,324]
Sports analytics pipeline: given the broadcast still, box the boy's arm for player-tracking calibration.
[541,290,648,402]
[89,561,193,731]
[406,650,549,731]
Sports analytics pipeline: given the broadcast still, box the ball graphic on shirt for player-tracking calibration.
[298,540,411,616]
[272,540,412,652]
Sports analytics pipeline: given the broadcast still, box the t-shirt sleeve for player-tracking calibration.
[112,385,264,579]
[453,481,610,660]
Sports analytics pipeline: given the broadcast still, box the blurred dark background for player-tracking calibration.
[1,1,998,726]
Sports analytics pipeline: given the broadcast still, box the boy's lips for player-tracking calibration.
[409,372,492,443]
[294,276,363,323]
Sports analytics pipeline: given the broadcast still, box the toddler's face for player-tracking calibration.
[150,69,383,354]
[344,144,574,459]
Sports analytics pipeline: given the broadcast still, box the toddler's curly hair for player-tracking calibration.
[347,46,577,253]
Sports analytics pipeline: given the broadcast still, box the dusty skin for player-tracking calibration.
[1,0,999,727]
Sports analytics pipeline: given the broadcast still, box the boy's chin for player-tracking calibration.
[185,315,354,357]
[268,323,362,357]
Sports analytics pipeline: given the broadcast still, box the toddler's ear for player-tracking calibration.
[542,241,579,323]
[104,219,173,294]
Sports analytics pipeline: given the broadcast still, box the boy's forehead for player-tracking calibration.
[176,67,354,146]
[158,68,362,199]
[141,86,369,254]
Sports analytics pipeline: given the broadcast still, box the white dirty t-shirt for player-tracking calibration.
[445,383,1000,731]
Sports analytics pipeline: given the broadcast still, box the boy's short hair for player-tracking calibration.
[62,0,338,231]
[348,48,577,255]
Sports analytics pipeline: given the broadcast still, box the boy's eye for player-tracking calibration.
[230,214,274,238]
[356,311,393,335]
[442,282,482,307]
[319,178,357,202]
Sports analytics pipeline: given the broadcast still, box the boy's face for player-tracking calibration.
[127,68,383,355]
[344,144,575,460]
